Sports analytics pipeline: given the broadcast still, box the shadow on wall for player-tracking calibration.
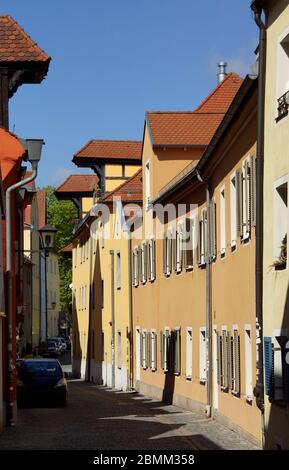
[85,238,103,385]
[264,275,289,449]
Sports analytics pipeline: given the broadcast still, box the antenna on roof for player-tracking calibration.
[217,62,228,83]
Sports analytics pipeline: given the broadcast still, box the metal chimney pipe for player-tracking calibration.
[217,61,228,83]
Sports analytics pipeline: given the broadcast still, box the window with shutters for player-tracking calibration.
[242,159,251,241]
[133,246,139,287]
[220,187,226,257]
[116,251,121,289]
[173,328,181,375]
[141,242,147,284]
[198,210,206,267]
[151,330,157,371]
[199,328,206,384]
[272,331,289,401]
[210,201,217,261]
[165,229,173,276]
[244,326,253,403]
[230,173,237,250]
[219,328,230,392]
[186,328,193,380]
[148,238,156,282]
[231,327,241,397]
[276,29,289,121]
[184,217,194,270]
[161,328,170,372]
[117,331,122,369]
[176,223,184,273]
[141,330,147,369]
[273,177,288,270]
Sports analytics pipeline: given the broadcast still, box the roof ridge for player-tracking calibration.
[90,139,142,143]
[194,72,242,112]
[0,15,50,61]
[146,111,225,115]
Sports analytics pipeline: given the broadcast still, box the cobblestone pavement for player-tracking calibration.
[0,378,260,450]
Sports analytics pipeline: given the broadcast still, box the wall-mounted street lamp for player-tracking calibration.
[38,224,57,254]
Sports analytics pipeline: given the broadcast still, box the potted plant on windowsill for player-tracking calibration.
[272,234,287,270]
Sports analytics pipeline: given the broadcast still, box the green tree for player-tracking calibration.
[44,186,77,316]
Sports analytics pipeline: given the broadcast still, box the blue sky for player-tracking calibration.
[2,1,258,187]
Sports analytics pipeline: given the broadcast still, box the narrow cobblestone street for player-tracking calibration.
[0,354,260,451]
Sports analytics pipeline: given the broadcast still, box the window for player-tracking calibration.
[133,247,139,287]
[184,218,194,270]
[231,327,241,396]
[141,242,147,284]
[186,328,193,380]
[244,326,253,403]
[277,29,289,121]
[209,201,217,261]
[117,331,122,369]
[220,187,226,256]
[151,331,157,371]
[274,177,288,270]
[230,173,237,249]
[199,328,206,384]
[198,210,206,266]
[148,238,156,282]
[176,222,184,273]
[242,160,250,241]
[218,328,230,392]
[116,251,121,289]
[172,328,181,375]
[145,161,150,210]
[160,328,170,372]
[141,331,147,369]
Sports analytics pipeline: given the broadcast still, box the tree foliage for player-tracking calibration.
[44,186,77,316]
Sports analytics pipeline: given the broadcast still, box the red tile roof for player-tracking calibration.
[147,112,224,147]
[103,169,143,203]
[0,127,26,189]
[55,174,99,197]
[61,242,73,254]
[195,73,242,113]
[0,16,50,62]
[36,189,46,228]
[73,140,142,161]
[146,73,242,147]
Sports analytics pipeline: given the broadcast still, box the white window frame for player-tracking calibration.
[145,160,151,211]
[133,246,139,287]
[230,172,237,249]
[199,327,206,384]
[185,216,194,270]
[148,237,156,282]
[117,330,122,370]
[242,158,250,242]
[151,329,157,372]
[244,324,253,403]
[231,325,240,396]
[116,251,121,290]
[220,186,226,257]
[276,26,289,121]
[198,210,206,267]
[273,174,288,269]
[176,221,184,273]
[141,241,147,284]
[186,327,193,380]
[142,330,147,369]
[166,229,173,276]
[162,327,170,372]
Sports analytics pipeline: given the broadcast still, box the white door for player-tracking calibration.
[213,327,219,410]
[136,328,140,381]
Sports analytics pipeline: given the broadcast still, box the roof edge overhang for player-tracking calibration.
[72,156,142,167]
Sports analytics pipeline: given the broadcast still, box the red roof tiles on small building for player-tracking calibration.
[103,169,143,203]
[73,140,142,162]
[55,174,99,197]
[0,16,50,63]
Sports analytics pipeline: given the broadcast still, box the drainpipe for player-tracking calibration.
[6,168,37,426]
[251,0,266,443]
[251,0,266,409]
[128,236,133,390]
[196,169,212,418]
[110,250,115,389]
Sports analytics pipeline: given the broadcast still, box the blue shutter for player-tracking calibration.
[264,337,273,397]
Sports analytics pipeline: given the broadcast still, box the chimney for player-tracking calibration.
[217,62,227,83]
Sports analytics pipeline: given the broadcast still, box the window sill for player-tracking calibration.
[199,379,206,385]
[275,110,288,123]
[186,376,192,382]
[186,266,194,272]
[221,386,229,393]
[246,396,253,405]
[232,390,240,398]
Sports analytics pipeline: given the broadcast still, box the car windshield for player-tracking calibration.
[25,361,61,377]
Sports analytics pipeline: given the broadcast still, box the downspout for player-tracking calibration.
[196,169,212,418]
[110,250,115,388]
[128,236,133,390]
[251,0,266,442]
[88,223,94,382]
[6,168,37,426]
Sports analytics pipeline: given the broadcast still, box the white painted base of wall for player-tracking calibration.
[72,358,88,380]
[102,362,112,387]
[90,361,103,384]
[101,362,128,390]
